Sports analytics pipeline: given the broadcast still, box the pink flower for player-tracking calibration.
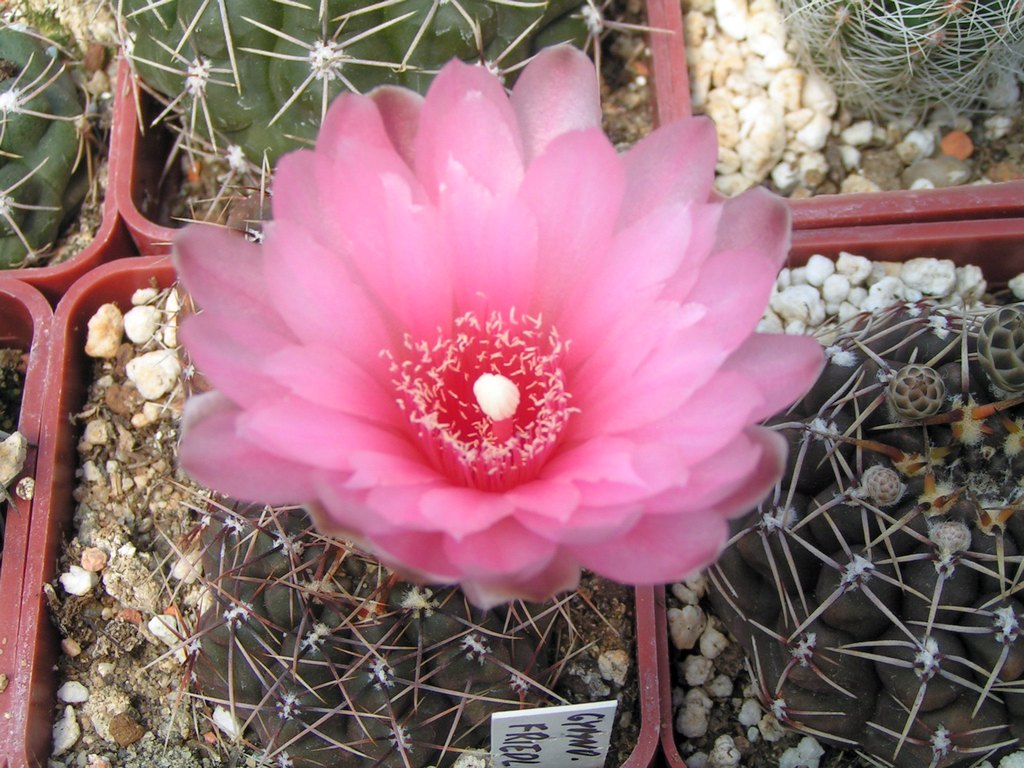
[175,46,823,608]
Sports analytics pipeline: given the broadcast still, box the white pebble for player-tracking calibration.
[682,654,714,687]
[57,681,89,704]
[676,688,713,738]
[85,303,124,359]
[836,252,873,285]
[715,0,749,40]
[123,305,161,344]
[789,266,808,285]
[705,674,733,699]
[131,287,159,305]
[803,254,835,287]
[837,301,861,323]
[60,565,99,596]
[795,111,831,152]
[896,128,936,163]
[699,624,730,660]
[148,614,188,663]
[737,96,786,181]
[171,550,204,583]
[671,580,702,606]
[909,177,936,190]
[687,753,710,768]
[738,698,763,726]
[668,605,707,650]
[985,115,1013,141]
[821,273,850,304]
[126,350,182,400]
[770,284,825,326]
[0,431,26,487]
[861,276,905,312]
[955,265,986,302]
[597,649,630,687]
[759,711,787,741]
[213,705,244,740]
[801,71,837,115]
[708,735,742,768]
[837,145,861,170]
[779,736,826,768]
[52,706,80,756]
[770,161,800,194]
[899,257,957,296]
[840,120,875,147]
[840,173,881,194]
[81,418,108,446]
[1008,273,1024,300]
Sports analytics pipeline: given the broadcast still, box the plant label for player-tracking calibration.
[490,699,618,768]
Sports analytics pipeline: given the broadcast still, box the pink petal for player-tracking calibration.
[517,128,623,317]
[179,392,317,503]
[439,168,538,315]
[506,480,581,522]
[261,218,394,360]
[460,556,582,610]
[414,59,524,199]
[442,517,557,580]
[173,225,292,338]
[370,530,463,581]
[720,333,824,423]
[369,86,423,170]
[711,186,790,267]
[518,502,643,546]
[180,317,288,407]
[263,343,399,423]
[419,486,515,537]
[238,396,412,472]
[618,116,718,226]
[317,91,399,154]
[570,507,728,584]
[511,46,602,163]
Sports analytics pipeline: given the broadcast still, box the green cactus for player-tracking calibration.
[117,0,586,170]
[780,0,1024,119]
[186,501,631,768]
[0,21,88,267]
[706,298,1024,767]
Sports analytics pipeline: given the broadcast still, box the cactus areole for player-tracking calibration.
[173,46,823,607]
[709,302,1024,767]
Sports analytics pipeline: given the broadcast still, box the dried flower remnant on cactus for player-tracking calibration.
[174,46,823,607]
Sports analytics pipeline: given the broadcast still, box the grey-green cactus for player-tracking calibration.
[780,0,1024,119]
[117,0,586,170]
[0,22,87,267]
[187,502,631,768]
[707,300,1024,767]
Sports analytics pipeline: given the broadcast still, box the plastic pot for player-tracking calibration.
[643,0,1024,230]
[658,225,1024,768]
[0,280,52,768]
[10,258,661,766]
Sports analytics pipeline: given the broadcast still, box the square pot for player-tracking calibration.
[0,280,52,767]
[11,256,661,767]
[658,221,1024,768]
[643,0,1024,230]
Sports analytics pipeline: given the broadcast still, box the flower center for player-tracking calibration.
[385,310,574,491]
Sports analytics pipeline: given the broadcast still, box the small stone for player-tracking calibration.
[837,145,861,171]
[803,254,835,287]
[1008,273,1024,300]
[895,128,936,163]
[836,252,872,285]
[670,580,701,606]
[715,0,749,39]
[900,257,957,296]
[668,605,707,650]
[81,419,109,446]
[821,273,850,304]
[52,706,80,756]
[801,72,837,115]
[699,624,730,660]
[123,305,161,344]
[57,681,89,704]
[902,156,971,189]
[795,111,831,152]
[60,565,99,596]
[986,160,1024,183]
[767,68,803,112]
[62,638,82,657]
[939,129,973,160]
[0,431,27,486]
[213,705,244,740]
[984,115,1013,141]
[705,673,733,698]
[840,120,876,147]
[770,284,824,326]
[85,304,124,358]
[597,649,630,687]
[171,550,204,583]
[779,736,826,768]
[861,276,905,312]
[108,712,146,747]
[131,287,159,305]
[708,735,742,768]
[738,698,762,726]
[682,654,714,686]
[148,614,187,663]
[770,161,799,194]
[840,173,881,194]
[126,349,181,400]
[15,476,33,500]
[80,547,108,573]
[676,699,710,739]
[759,711,787,741]
[737,96,786,182]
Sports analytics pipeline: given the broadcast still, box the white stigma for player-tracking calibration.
[473,373,520,421]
